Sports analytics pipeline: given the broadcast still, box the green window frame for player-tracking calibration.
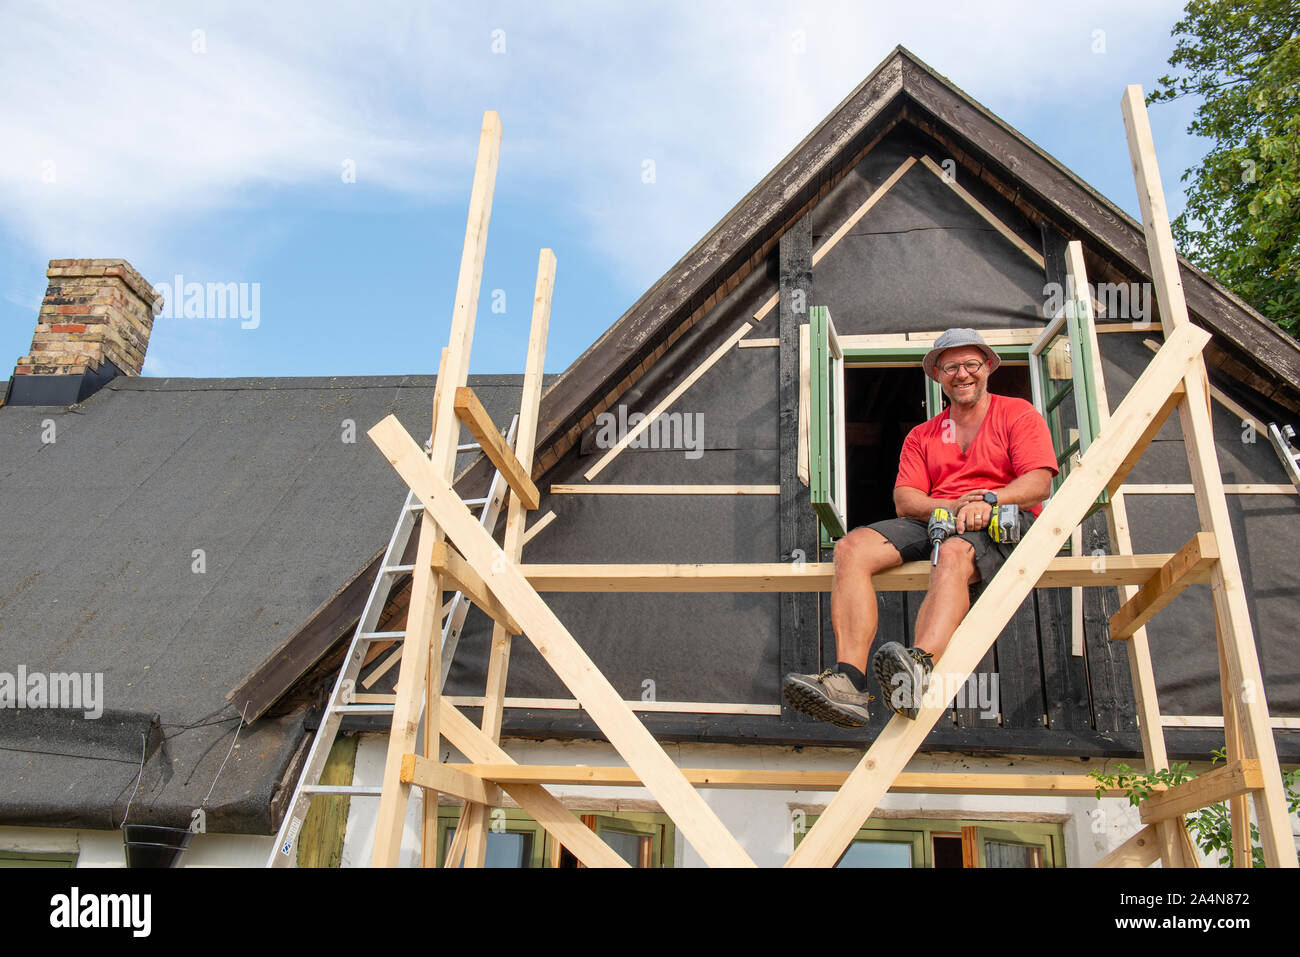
[793,814,1065,868]
[1029,294,1105,504]
[807,305,1103,544]
[0,850,78,868]
[435,807,675,868]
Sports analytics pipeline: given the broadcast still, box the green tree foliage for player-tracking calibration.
[1148,1,1300,333]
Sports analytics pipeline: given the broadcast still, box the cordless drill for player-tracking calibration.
[927,507,956,565]
[928,503,1021,563]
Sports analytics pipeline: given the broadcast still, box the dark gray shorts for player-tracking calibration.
[865,513,1035,588]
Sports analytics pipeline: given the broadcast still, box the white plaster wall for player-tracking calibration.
[0,825,273,867]
[341,732,1300,868]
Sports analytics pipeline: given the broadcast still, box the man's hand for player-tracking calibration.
[951,490,989,512]
[955,499,993,533]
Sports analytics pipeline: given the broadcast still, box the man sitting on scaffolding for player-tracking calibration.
[783,328,1058,727]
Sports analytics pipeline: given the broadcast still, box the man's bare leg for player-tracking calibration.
[912,537,979,659]
[830,527,904,671]
[872,537,978,719]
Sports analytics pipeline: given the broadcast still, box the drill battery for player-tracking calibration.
[987,504,1022,544]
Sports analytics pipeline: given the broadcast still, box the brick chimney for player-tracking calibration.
[8,259,161,405]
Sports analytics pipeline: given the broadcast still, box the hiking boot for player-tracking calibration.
[871,642,935,720]
[782,670,874,728]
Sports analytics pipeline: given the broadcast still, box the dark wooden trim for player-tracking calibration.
[778,216,819,711]
[229,546,383,722]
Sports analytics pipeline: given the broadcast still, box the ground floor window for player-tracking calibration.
[794,814,1065,868]
[0,850,77,867]
[436,807,675,868]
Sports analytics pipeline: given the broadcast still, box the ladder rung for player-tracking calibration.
[359,631,405,641]
[302,785,383,796]
[457,442,482,452]
[382,564,415,575]
[463,497,488,508]
[333,704,395,715]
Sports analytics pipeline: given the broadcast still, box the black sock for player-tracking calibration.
[834,662,867,692]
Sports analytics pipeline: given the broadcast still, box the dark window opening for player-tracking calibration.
[843,363,1034,531]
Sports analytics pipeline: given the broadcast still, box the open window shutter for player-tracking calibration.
[1030,289,1105,507]
[810,305,848,540]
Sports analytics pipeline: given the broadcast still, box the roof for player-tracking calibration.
[494,45,1300,496]
[0,374,531,832]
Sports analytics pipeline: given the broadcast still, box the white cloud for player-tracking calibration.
[0,0,1193,293]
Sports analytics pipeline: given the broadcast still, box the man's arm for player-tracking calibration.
[893,485,980,521]
[949,469,1054,532]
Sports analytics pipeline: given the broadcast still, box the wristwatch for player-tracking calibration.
[982,491,998,507]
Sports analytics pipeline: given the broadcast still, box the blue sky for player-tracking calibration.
[0,0,1200,378]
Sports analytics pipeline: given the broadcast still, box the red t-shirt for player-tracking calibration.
[894,394,1059,516]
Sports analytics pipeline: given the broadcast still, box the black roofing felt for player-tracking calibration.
[0,373,531,832]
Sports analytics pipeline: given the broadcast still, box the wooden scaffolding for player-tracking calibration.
[360,90,1296,869]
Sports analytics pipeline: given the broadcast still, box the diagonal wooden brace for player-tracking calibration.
[1109,532,1217,640]
[437,698,628,868]
[786,322,1211,867]
[1139,760,1263,825]
[454,386,540,509]
[369,415,755,867]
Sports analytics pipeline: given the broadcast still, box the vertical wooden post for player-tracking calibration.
[1066,240,1193,867]
[1121,85,1294,867]
[371,111,502,867]
[459,248,556,867]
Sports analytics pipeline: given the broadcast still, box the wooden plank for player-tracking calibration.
[369,415,755,867]
[583,321,754,480]
[1123,84,1295,867]
[550,484,780,495]
[429,541,522,635]
[436,700,628,868]
[372,111,502,868]
[521,510,557,546]
[1069,229,1186,868]
[1094,824,1161,868]
[1109,532,1218,640]
[461,247,556,868]
[450,764,1138,796]
[402,754,506,805]
[812,156,916,269]
[454,386,540,509]
[1139,760,1264,824]
[738,338,780,348]
[1161,715,1300,730]
[1120,484,1295,495]
[785,322,1212,867]
[446,696,781,715]
[917,155,1044,269]
[517,555,1213,592]
[1217,621,1253,868]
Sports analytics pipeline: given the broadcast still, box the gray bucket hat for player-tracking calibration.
[922,328,1001,380]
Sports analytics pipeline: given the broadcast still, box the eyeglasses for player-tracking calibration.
[939,359,986,377]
